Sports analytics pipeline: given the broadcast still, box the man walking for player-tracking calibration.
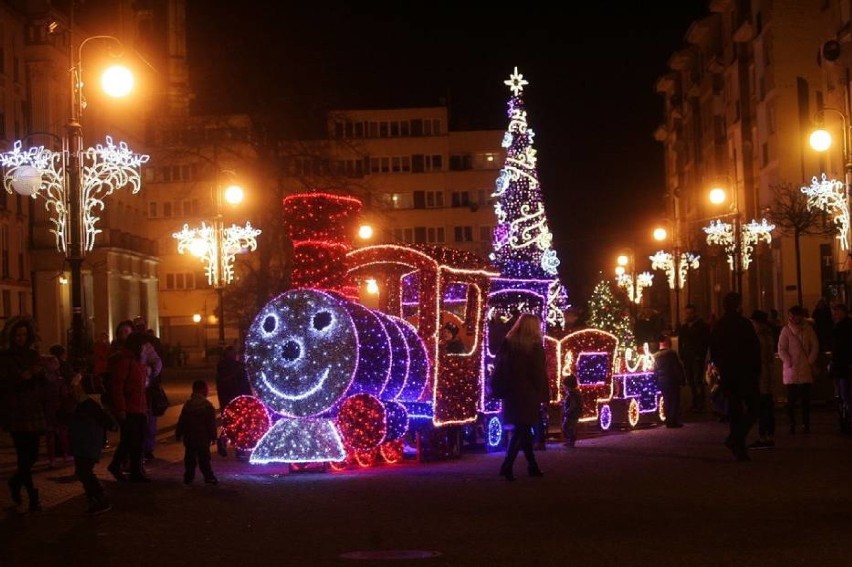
[709,292,761,461]
[830,303,852,434]
[675,304,710,412]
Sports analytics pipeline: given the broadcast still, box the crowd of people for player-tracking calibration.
[0,314,253,516]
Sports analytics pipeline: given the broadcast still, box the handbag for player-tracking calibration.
[147,378,170,417]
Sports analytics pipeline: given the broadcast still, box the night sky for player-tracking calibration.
[186,1,711,305]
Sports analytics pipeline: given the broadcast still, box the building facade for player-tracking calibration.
[656,0,833,320]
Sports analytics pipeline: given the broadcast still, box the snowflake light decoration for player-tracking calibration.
[616,272,654,305]
[0,137,149,254]
[649,250,700,289]
[703,218,774,270]
[173,221,261,286]
[801,173,848,250]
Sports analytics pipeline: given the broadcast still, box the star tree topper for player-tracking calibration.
[504,66,529,96]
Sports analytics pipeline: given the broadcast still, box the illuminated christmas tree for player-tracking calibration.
[586,279,635,354]
[490,67,569,329]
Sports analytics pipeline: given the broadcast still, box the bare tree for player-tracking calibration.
[769,182,835,307]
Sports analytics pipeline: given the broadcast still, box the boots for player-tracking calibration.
[27,488,42,512]
[528,464,544,477]
[499,461,515,481]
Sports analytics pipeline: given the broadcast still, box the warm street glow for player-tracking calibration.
[809,128,833,152]
[708,187,727,205]
[614,266,625,276]
[188,238,208,257]
[224,184,245,205]
[192,313,202,323]
[358,224,374,240]
[101,65,134,98]
[652,227,668,241]
[616,254,629,266]
[365,278,379,294]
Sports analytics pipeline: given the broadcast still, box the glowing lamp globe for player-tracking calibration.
[223,184,245,205]
[101,65,134,98]
[192,313,202,323]
[708,187,727,205]
[809,128,833,152]
[653,227,668,242]
[615,266,626,276]
[10,165,42,196]
[358,224,374,240]
[365,278,379,295]
[188,238,209,257]
[616,255,629,267]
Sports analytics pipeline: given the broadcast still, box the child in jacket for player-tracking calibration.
[69,374,118,515]
[561,375,583,447]
[176,380,219,485]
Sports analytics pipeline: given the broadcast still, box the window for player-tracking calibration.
[369,122,379,138]
[380,122,389,137]
[414,227,427,244]
[163,202,172,217]
[391,122,399,137]
[382,193,413,209]
[392,157,401,173]
[423,120,432,136]
[149,202,158,218]
[479,226,492,242]
[454,226,473,242]
[427,227,445,243]
[165,272,196,290]
[182,200,193,216]
[400,121,410,136]
[451,191,470,208]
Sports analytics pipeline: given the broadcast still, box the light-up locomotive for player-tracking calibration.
[222,239,663,470]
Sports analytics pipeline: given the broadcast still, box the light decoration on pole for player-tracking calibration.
[615,271,654,305]
[173,221,261,286]
[703,218,775,271]
[0,35,148,366]
[490,67,569,330]
[801,173,849,251]
[1,138,148,254]
[649,250,700,290]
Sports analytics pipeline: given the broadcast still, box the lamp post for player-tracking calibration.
[808,111,852,285]
[173,175,260,350]
[0,35,148,368]
[650,226,700,329]
[703,185,774,297]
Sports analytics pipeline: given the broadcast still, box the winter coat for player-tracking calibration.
[562,388,583,422]
[778,322,819,385]
[755,323,776,395]
[676,317,710,363]
[830,316,852,380]
[108,349,149,415]
[709,312,761,396]
[0,347,48,433]
[497,340,549,427]
[70,397,118,461]
[653,348,686,389]
[176,393,218,448]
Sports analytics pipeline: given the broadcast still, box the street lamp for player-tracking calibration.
[173,174,261,349]
[614,252,653,306]
[702,185,774,295]
[0,35,148,368]
[807,108,852,260]
[650,225,700,329]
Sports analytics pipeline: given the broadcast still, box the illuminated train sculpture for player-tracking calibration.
[223,241,663,469]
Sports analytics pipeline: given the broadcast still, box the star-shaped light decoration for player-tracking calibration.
[504,66,529,96]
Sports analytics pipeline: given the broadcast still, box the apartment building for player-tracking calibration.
[281,107,504,261]
[656,0,831,318]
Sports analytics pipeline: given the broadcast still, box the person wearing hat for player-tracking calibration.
[440,322,465,354]
[749,310,776,449]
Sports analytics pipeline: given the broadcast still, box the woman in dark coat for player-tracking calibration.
[495,313,549,481]
[0,318,47,513]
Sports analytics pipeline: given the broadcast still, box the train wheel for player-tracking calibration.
[598,404,613,431]
[379,439,404,464]
[486,415,505,451]
[354,449,377,468]
[657,395,666,423]
[328,457,350,472]
[627,398,640,428]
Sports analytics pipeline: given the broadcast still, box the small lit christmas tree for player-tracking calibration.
[586,279,635,354]
[490,67,568,329]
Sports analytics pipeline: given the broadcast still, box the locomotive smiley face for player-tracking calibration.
[244,289,358,417]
